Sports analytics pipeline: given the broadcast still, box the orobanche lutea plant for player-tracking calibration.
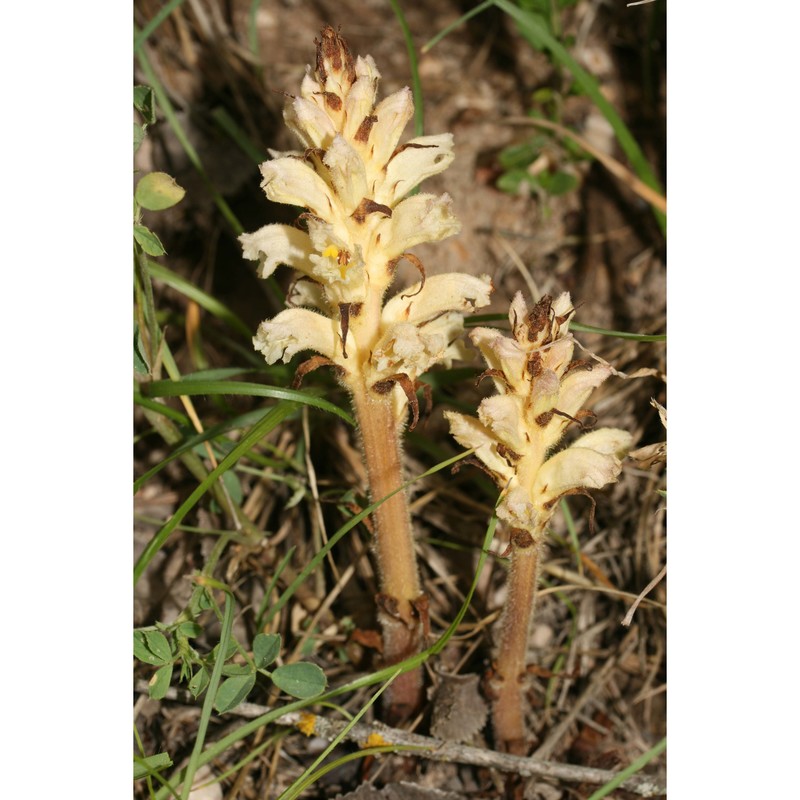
[445,292,632,753]
[241,27,492,718]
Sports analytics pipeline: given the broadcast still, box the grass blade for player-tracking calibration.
[134,402,297,584]
[585,737,666,800]
[134,0,187,54]
[388,0,424,137]
[143,379,355,426]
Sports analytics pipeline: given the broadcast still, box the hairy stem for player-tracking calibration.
[490,528,543,754]
[348,377,424,720]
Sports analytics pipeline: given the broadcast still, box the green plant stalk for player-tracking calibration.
[349,380,424,721]
[489,528,544,754]
[179,589,235,800]
[287,744,427,796]
[146,259,252,339]
[134,246,161,371]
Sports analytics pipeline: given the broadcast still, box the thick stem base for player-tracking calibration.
[489,529,543,754]
[349,378,424,718]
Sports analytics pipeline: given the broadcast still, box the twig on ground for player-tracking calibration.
[622,564,667,627]
[135,681,665,796]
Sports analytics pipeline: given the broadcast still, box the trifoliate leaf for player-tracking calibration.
[177,622,203,639]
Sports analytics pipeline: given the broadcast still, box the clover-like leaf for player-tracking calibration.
[272,662,327,699]
[177,622,203,639]
[188,667,209,698]
[135,172,186,211]
[134,85,156,126]
[133,224,166,257]
[148,664,173,699]
[214,672,256,713]
[253,633,281,669]
[134,630,172,665]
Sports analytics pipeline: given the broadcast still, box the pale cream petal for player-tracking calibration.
[468,328,507,374]
[508,291,529,342]
[556,362,613,418]
[528,369,561,419]
[444,411,515,482]
[478,394,528,454]
[552,292,573,325]
[298,67,322,99]
[239,224,313,279]
[323,136,367,214]
[382,134,456,204]
[531,443,624,509]
[540,337,575,376]
[570,427,633,457]
[342,59,380,141]
[382,273,492,325]
[379,193,461,257]
[253,308,338,364]
[355,54,380,80]
[369,311,467,381]
[366,88,414,168]
[286,278,328,311]
[473,330,529,390]
[283,96,337,150]
[260,158,337,220]
[497,486,537,531]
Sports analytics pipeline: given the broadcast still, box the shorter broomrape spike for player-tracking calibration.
[445,291,632,750]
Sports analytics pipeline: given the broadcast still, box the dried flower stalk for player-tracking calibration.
[241,27,492,718]
[446,292,631,752]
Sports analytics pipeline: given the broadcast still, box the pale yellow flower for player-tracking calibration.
[241,26,491,426]
[445,291,631,534]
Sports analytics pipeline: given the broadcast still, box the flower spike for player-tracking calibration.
[241,26,492,720]
[446,291,632,752]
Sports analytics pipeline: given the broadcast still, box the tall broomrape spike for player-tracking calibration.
[241,26,492,719]
[445,292,631,753]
